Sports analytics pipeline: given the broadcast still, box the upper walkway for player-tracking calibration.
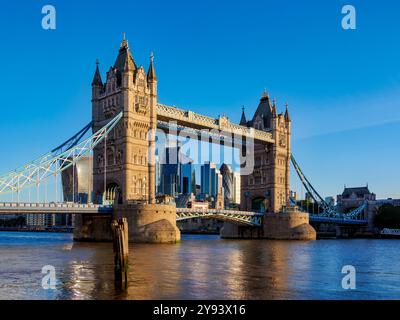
[156,104,274,143]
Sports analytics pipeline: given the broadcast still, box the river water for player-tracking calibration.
[0,232,399,300]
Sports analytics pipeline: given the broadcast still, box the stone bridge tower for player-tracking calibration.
[222,93,315,239]
[91,37,157,205]
[239,92,291,214]
[85,37,180,244]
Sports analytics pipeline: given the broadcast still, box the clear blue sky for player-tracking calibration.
[0,0,399,200]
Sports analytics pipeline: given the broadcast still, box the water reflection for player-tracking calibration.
[0,232,400,300]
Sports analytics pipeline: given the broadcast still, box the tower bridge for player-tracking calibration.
[0,37,367,242]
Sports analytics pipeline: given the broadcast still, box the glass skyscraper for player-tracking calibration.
[180,162,196,195]
[200,162,222,199]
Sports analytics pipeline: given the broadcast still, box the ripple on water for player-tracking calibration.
[0,233,399,300]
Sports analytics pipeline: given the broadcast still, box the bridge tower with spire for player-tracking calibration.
[84,36,180,243]
[91,37,157,205]
[239,91,291,214]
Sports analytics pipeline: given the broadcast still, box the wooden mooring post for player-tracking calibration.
[111,218,129,289]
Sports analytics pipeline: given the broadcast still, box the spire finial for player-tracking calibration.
[239,105,247,125]
[120,33,128,48]
[284,102,291,122]
[262,89,269,99]
[273,98,276,105]
[92,59,103,86]
[147,51,157,81]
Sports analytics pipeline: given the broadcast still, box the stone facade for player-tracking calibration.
[87,38,179,243]
[240,94,291,214]
[91,38,157,205]
[114,204,180,243]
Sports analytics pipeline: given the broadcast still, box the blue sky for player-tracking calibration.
[0,0,399,200]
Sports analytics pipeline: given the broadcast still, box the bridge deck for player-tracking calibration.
[0,202,113,214]
[309,215,367,225]
[0,202,367,226]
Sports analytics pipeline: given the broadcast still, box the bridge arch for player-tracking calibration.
[104,182,122,205]
[176,209,263,227]
[251,196,267,213]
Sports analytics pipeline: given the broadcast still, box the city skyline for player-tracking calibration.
[0,0,399,200]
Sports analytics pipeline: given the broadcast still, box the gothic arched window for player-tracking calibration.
[107,148,114,165]
[117,151,122,164]
[142,178,147,196]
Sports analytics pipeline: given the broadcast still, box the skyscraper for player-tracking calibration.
[220,163,233,206]
[200,162,224,202]
[232,172,241,205]
[62,156,93,204]
[158,147,180,197]
[158,146,193,197]
[201,162,216,197]
[180,162,196,195]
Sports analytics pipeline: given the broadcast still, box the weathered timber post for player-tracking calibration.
[111,218,129,289]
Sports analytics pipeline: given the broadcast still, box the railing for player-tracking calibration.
[176,208,264,226]
[176,208,263,215]
[0,202,113,214]
[309,215,367,225]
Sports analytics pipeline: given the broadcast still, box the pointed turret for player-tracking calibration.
[284,103,291,122]
[251,90,273,129]
[147,52,157,82]
[239,106,247,126]
[123,52,135,72]
[114,35,136,77]
[272,98,277,118]
[91,59,103,86]
[253,90,273,119]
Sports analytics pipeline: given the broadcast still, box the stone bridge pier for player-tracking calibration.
[73,204,180,243]
[221,206,316,240]
[113,204,180,243]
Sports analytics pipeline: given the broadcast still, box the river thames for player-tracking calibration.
[0,232,399,300]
